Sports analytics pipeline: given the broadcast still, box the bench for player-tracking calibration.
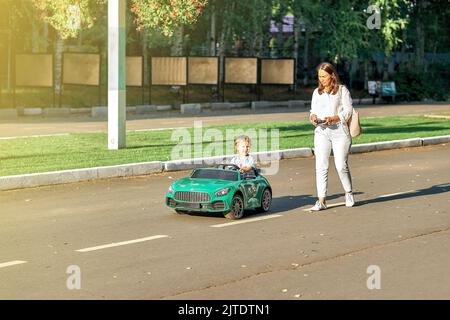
[380,81,409,103]
[367,81,409,104]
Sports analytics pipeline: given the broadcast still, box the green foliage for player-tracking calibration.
[318,0,368,62]
[131,0,208,37]
[32,0,106,39]
[4,0,448,102]
[394,62,450,101]
[370,0,409,55]
[31,0,208,39]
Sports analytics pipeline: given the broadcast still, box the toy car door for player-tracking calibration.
[241,172,260,208]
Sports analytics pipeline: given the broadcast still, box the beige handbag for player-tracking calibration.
[339,85,362,138]
[347,108,361,138]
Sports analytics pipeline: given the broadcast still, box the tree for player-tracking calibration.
[131,0,208,37]
[32,0,208,39]
[368,0,409,80]
[32,0,107,39]
[406,0,450,70]
[290,0,321,85]
[370,0,409,56]
[314,1,368,64]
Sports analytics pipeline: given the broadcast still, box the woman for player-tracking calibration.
[309,62,355,211]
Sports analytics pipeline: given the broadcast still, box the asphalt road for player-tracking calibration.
[1,142,449,299]
[0,102,449,137]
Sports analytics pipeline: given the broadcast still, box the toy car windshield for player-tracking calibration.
[191,169,238,181]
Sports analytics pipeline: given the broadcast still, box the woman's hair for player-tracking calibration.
[317,62,341,95]
[234,135,251,151]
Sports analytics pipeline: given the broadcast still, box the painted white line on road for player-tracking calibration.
[211,214,283,228]
[0,133,70,140]
[325,202,345,208]
[378,190,415,198]
[303,190,417,211]
[76,235,169,253]
[0,260,27,269]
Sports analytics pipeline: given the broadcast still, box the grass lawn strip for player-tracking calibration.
[1,116,449,177]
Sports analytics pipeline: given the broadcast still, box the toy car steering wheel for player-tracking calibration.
[217,163,241,171]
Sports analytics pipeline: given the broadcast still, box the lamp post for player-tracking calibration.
[108,0,126,149]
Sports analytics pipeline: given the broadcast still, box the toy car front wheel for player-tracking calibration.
[174,209,186,215]
[256,188,272,213]
[224,194,245,220]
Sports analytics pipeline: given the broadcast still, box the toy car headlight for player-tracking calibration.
[214,187,230,197]
[168,185,174,194]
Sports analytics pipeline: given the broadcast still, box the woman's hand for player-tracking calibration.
[310,114,318,126]
[324,115,340,125]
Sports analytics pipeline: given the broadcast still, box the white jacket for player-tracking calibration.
[310,84,353,136]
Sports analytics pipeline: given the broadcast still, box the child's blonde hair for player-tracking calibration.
[234,135,251,152]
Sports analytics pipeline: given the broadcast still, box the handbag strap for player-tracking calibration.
[336,84,343,116]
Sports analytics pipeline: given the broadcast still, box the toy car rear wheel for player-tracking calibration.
[256,188,272,213]
[224,194,245,220]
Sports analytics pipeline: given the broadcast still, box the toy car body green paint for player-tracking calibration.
[166,164,272,219]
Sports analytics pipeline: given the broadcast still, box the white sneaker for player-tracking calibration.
[309,201,327,211]
[345,193,355,207]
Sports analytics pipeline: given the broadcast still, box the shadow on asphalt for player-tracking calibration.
[270,192,365,213]
[185,192,367,217]
[182,183,449,218]
[356,183,450,206]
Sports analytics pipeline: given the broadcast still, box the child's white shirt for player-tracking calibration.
[230,155,255,168]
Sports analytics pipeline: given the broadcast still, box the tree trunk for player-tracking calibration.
[431,41,437,65]
[54,34,64,96]
[349,59,355,89]
[210,5,216,56]
[275,21,283,58]
[31,19,40,53]
[303,28,310,86]
[293,15,300,89]
[218,27,226,56]
[415,3,425,70]
[218,2,233,84]
[401,27,406,56]
[43,23,49,52]
[7,8,13,91]
[382,55,389,81]
[170,26,184,56]
[364,60,368,90]
[249,6,257,56]
[142,30,149,87]
[256,21,265,57]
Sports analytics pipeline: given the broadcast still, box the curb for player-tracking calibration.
[7,100,309,119]
[0,161,162,191]
[349,138,422,154]
[422,135,450,146]
[1,136,449,191]
[5,100,446,119]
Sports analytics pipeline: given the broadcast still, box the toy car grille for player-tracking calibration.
[212,201,225,210]
[174,191,211,202]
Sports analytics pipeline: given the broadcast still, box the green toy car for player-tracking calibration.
[166,164,272,219]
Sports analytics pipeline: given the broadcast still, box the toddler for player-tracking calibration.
[230,135,255,173]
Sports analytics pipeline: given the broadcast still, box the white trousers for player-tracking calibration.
[314,124,352,198]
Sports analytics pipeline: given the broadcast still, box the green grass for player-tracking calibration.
[1,116,450,177]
